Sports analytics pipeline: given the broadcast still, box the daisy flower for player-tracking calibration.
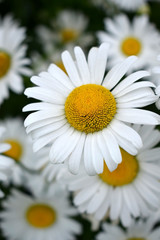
[23,43,159,175]
[53,10,93,48]
[1,118,50,185]
[0,126,14,197]
[96,220,160,240]
[66,125,160,227]
[0,186,81,240]
[37,10,93,51]
[0,15,31,104]
[97,15,160,71]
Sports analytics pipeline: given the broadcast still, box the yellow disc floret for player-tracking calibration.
[4,139,23,161]
[26,204,56,228]
[99,149,139,186]
[121,37,142,56]
[0,51,11,78]
[61,28,78,43]
[65,84,116,133]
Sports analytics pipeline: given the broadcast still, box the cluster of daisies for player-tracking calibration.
[0,0,160,239]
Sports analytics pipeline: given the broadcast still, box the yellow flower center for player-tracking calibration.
[26,204,56,228]
[55,60,67,74]
[99,149,139,186]
[121,37,142,56]
[61,28,78,43]
[4,139,23,161]
[0,51,11,78]
[65,84,116,133]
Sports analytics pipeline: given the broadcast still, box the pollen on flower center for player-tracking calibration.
[99,148,139,186]
[0,51,11,78]
[4,139,23,161]
[61,28,78,43]
[121,37,142,56]
[26,204,56,228]
[65,84,117,134]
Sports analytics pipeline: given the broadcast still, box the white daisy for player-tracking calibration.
[0,126,14,197]
[23,43,159,175]
[0,15,31,104]
[0,186,81,240]
[96,220,160,240]
[1,118,50,185]
[108,0,148,11]
[37,10,93,52]
[97,15,160,71]
[53,10,93,48]
[66,125,160,227]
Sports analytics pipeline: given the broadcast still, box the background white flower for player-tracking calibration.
[97,15,160,71]
[0,15,31,104]
[1,185,81,240]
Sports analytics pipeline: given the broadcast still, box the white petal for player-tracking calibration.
[116,109,160,125]
[112,71,150,96]
[93,43,110,85]
[50,128,81,164]
[62,50,82,87]
[68,133,86,174]
[74,46,91,84]
[103,56,138,90]
[88,47,98,84]
[97,132,118,172]
[83,134,97,175]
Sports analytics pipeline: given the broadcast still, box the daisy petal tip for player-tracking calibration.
[100,42,110,51]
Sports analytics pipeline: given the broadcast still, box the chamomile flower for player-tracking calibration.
[66,125,160,227]
[96,220,160,240]
[23,43,159,175]
[108,0,149,11]
[0,118,50,185]
[0,186,81,240]
[53,10,93,48]
[0,126,14,197]
[0,15,31,104]
[97,15,160,71]
[37,10,93,53]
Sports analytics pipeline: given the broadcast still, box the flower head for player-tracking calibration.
[24,43,159,175]
[0,15,31,104]
[98,15,160,71]
[66,125,160,226]
[1,185,81,240]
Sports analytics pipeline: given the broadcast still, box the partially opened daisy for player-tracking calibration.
[23,43,159,175]
[0,15,31,104]
[108,0,149,11]
[96,220,160,240]
[66,125,160,227]
[97,15,160,71]
[0,126,14,197]
[0,186,81,240]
